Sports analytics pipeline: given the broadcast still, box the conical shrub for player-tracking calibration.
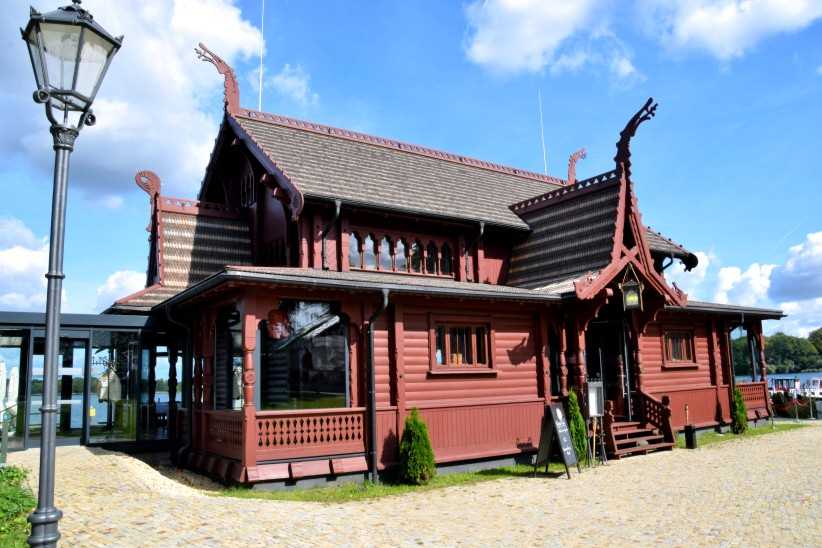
[399,408,436,485]
[731,387,748,434]
[566,390,588,461]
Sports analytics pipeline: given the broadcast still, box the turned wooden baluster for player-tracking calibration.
[603,400,617,456]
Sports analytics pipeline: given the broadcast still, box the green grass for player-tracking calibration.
[219,462,568,504]
[0,466,35,548]
[676,422,805,449]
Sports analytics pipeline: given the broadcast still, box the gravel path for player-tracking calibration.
[10,423,822,547]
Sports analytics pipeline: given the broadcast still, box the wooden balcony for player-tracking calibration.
[255,407,367,461]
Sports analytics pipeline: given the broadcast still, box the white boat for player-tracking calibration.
[800,377,822,398]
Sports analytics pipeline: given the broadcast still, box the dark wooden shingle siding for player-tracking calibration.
[508,182,619,289]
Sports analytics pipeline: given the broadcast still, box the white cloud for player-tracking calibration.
[666,250,714,299]
[0,0,262,200]
[777,298,822,337]
[769,231,822,301]
[95,270,146,312]
[464,1,642,84]
[714,263,776,306]
[251,64,319,107]
[641,0,822,60]
[817,65,822,75]
[0,218,48,311]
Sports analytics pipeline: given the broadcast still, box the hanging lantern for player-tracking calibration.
[619,265,644,311]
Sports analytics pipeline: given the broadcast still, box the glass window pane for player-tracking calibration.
[435,327,445,365]
[363,235,376,269]
[349,233,361,268]
[395,239,408,272]
[379,236,393,270]
[75,29,112,99]
[426,242,438,274]
[90,331,140,443]
[475,327,486,364]
[410,241,422,273]
[440,244,452,275]
[260,301,348,410]
[215,311,243,410]
[463,328,473,364]
[40,23,81,92]
[0,331,27,449]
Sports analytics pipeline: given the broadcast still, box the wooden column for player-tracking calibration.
[746,326,757,382]
[241,296,262,478]
[753,322,768,382]
[168,344,178,443]
[574,327,587,392]
[340,217,351,271]
[456,236,467,282]
[558,323,569,397]
[202,316,215,410]
[615,354,626,415]
[392,303,406,438]
[536,312,551,402]
[632,330,644,392]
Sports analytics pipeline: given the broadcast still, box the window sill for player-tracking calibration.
[427,368,497,378]
[662,362,699,370]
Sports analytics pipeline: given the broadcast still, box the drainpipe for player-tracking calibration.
[464,221,485,280]
[320,199,342,270]
[367,289,389,483]
[165,305,192,462]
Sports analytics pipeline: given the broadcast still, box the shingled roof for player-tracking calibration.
[111,188,252,312]
[228,110,565,230]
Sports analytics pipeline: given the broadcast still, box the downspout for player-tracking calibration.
[165,305,192,461]
[464,221,485,281]
[320,199,342,270]
[367,288,389,483]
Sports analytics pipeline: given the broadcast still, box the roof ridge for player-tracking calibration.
[234,108,566,186]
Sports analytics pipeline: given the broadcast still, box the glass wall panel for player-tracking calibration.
[89,331,139,443]
[260,301,347,410]
[215,310,244,410]
[0,331,28,449]
[30,337,87,441]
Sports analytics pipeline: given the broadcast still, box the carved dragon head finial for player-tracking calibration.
[567,148,587,186]
[135,170,161,198]
[614,97,657,180]
[195,42,240,115]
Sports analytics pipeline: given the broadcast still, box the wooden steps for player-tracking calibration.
[607,420,674,459]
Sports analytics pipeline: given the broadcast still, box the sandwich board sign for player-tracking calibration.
[534,403,581,479]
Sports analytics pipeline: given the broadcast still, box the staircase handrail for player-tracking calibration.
[636,389,676,444]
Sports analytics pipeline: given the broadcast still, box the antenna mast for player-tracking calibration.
[258,0,265,111]
[538,88,548,175]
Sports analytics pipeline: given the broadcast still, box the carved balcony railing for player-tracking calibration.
[736,381,770,419]
[255,408,367,461]
[203,410,244,461]
[635,390,676,444]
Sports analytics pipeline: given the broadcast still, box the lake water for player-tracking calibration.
[735,372,822,384]
[25,391,174,429]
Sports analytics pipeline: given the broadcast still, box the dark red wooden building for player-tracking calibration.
[109,45,782,486]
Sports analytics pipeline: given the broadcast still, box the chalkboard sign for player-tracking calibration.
[534,403,581,479]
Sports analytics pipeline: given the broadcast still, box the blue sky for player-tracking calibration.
[0,0,820,335]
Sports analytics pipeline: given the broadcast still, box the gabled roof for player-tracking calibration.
[228,111,564,230]
[110,172,252,313]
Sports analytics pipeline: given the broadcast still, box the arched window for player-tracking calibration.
[348,232,362,268]
[410,240,423,273]
[440,243,453,275]
[395,239,408,272]
[363,234,377,269]
[426,242,438,274]
[379,236,393,270]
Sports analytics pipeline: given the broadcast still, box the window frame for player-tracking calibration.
[348,226,457,279]
[662,329,697,369]
[427,314,496,376]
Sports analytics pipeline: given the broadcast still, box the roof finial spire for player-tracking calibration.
[567,148,586,186]
[195,43,240,115]
[615,97,657,181]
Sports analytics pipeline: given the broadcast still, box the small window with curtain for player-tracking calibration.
[432,322,491,369]
[664,331,694,363]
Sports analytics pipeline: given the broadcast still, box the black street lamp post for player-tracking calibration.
[20,2,121,546]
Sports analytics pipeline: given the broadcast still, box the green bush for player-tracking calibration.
[566,391,587,461]
[399,408,436,485]
[0,466,35,546]
[731,388,748,434]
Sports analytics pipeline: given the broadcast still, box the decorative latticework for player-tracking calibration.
[256,409,366,460]
[204,410,244,460]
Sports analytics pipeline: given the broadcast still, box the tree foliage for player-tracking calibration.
[731,388,748,435]
[398,408,436,485]
[809,328,822,356]
[732,330,822,375]
[565,391,588,462]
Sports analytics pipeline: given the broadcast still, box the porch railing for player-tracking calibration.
[255,407,367,461]
[203,410,244,461]
[736,381,770,417]
[635,390,676,444]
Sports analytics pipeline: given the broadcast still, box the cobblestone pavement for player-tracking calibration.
[10,423,822,547]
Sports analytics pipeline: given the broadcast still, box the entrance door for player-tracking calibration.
[28,333,90,445]
[586,322,633,419]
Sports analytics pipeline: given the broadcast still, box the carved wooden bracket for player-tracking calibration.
[196,42,240,116]
[566,148,587,186]
[615,97,657,181]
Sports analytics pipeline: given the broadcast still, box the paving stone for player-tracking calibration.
[9,424,822,547]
